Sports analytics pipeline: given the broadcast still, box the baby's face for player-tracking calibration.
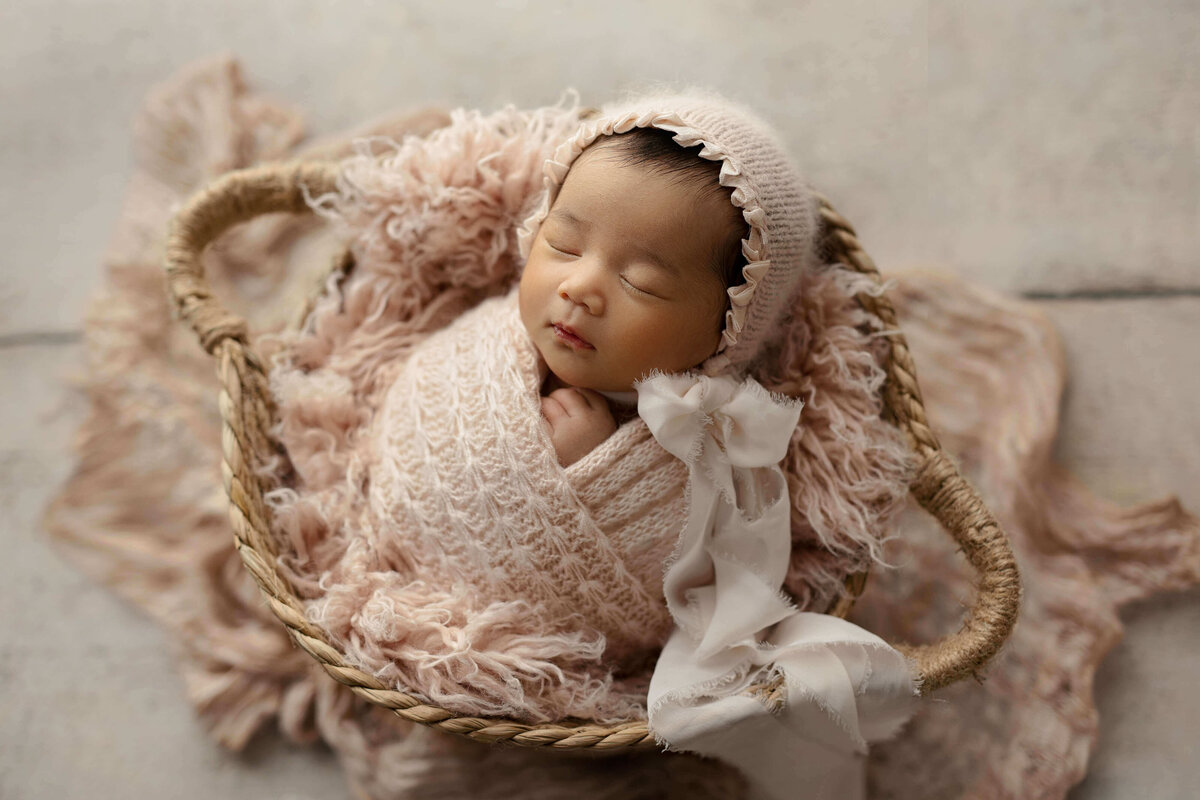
[519,144,734,393]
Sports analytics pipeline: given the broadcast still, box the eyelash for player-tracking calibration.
[620,275,653,297]
[548,241,656,298]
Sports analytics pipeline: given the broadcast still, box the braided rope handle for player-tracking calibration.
[164,162,1019,752]
[815,195,1021,689]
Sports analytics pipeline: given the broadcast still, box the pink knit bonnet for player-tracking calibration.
[516,90,822,377]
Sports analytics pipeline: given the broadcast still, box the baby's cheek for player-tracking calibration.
[517,290,537,341]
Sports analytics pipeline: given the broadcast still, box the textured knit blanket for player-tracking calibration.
[44,57,1200,800]
[302,290,688,722]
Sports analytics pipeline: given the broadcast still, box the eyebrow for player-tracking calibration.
[545,207,680,277]
[546,207,587,229]
[632,244,680,277]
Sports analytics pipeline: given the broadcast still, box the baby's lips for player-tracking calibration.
[552,322,595,349]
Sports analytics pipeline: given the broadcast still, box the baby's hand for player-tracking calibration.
[540,387,617,467]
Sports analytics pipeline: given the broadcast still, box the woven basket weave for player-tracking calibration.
[163,160,1021,752]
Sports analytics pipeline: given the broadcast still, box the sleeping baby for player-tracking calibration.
[519,125,743,467]
[268,91,919,799]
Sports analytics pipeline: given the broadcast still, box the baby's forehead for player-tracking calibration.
[577,132,717,181]
[560,138,737,213]
[551,157,737,235]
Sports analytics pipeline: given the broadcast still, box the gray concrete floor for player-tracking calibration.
[2,1,1197,798]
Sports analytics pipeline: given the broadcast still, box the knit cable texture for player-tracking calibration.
[302,291,685,722]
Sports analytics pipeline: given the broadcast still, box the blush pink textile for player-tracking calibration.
[43,56,1200,800]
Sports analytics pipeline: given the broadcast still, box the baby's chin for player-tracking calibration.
[527,329,653,394]
[539,352,634,394]
[549,369,633,395]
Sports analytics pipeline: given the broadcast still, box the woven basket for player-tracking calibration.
[164,160,1021,752]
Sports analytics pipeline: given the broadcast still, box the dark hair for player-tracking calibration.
[589,128,747,294]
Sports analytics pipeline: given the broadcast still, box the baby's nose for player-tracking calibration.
[559,286,603,315]
[558,271,604,315]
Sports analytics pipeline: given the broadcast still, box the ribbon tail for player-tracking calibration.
[652,692,868,800]
[662,472,722,631]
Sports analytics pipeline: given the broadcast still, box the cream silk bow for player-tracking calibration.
[636,372,918,800]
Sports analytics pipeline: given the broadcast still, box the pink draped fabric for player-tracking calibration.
[43,56,1199,800]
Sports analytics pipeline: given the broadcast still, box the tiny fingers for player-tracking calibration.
[547,387,591,416]
[540,395,568,425]
[572,387,609,412]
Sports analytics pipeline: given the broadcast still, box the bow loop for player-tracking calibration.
[634,372,712,463]
[712,381,803,468]
[637,372,802,470]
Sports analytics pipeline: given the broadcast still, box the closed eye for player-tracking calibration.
[620,275,657,298]
[547,241,579,257]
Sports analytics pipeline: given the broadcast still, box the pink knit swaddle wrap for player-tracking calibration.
[305,291,684,722]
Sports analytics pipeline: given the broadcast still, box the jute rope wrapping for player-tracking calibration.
[163,162,1021,751]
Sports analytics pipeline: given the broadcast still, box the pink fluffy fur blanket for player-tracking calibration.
[44,57,1200,800]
